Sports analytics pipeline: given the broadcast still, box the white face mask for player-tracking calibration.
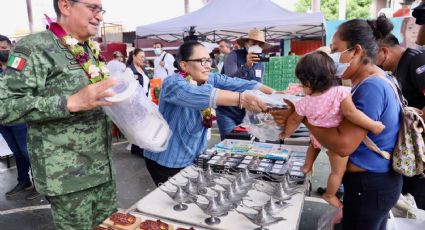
[248,45,263,53]
[329,48,353,78]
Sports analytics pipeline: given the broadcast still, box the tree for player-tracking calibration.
[295,0,372,20]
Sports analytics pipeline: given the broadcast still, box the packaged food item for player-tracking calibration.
[103,70,171,152]
[139,219,173,230]
[103,212,141,230]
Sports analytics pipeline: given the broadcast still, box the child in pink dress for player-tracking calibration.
[282,51,385,208]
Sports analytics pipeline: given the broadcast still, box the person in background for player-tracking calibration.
[217,29,270,140]
[288,50,296,56]
[143,41,274,186]
[376,33,425,209]
[0,0,118,228]
[126,48,151,157]
[414,0,425,49]
[213,39,232,74]
[272,15,402,230]
[0,34,41,200]
[153,42,175,80]
[106,50,126,75]
[126,48,150,96]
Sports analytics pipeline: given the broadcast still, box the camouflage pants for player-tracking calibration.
[47,180,117,230]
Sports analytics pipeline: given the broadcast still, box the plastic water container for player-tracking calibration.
[103,69,172,152]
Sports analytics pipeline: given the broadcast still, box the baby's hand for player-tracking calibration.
[279,131,291,139]
[371,121,385,135]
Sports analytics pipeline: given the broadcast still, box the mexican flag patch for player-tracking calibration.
[7,55,26,71]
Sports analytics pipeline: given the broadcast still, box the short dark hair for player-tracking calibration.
[174,41,204,71]
[218,39,231,48]
[337,15,393,64]
[0,34,12,46]
[53,0,76,17]
[154,42,163,48]
[295,51,338,93]
[378,33,400,48]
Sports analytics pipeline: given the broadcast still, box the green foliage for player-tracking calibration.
[295,0,372,20]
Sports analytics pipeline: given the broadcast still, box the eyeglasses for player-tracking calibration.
[185,58,212,67]
[69,0,106,15]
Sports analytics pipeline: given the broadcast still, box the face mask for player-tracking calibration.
[247,45,263,53]
[154,48,162,56]
[376,53,387,70]
[330,49,351,78]
[0,50,9,63]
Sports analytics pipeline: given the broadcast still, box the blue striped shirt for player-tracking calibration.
[143,73,261,168]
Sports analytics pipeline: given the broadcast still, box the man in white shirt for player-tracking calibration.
[153,42,175,80]
[106,51,126,75]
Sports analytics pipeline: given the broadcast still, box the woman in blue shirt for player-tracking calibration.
[144,41,274,186]
[273,16,402,230]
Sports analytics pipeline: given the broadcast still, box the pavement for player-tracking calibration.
[0,127,335,230]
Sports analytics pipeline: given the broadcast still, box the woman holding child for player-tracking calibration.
[272,15,402,230]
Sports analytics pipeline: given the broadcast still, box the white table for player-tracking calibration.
[0,133,13,168]
[133,144,309,230]
[0,134,12,157]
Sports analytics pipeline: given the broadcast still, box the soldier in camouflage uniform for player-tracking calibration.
[0,0,118,229]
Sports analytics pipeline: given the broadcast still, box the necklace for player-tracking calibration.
[47,22,108,84]
[179,72,217,128]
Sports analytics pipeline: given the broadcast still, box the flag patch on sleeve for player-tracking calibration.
[7,55,26,71]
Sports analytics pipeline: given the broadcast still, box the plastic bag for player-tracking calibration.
[392,193,418,219]
[242,90,301,142]
[387,209,425,230]
[317,207,342,230]
[102,69,172,152]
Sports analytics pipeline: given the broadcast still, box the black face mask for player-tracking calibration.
[376,54,387,70]
[0,50,9,63]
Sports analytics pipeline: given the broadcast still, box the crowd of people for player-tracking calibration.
[0,0,424,229]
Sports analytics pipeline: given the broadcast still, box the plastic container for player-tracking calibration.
[103,69,172,152]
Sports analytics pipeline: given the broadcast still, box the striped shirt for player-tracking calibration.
[143,73,261,168]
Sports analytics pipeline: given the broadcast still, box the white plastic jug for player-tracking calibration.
[103,69,172,152]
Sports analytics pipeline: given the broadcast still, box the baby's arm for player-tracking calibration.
[341,94,385,135]
[281,110,304,139]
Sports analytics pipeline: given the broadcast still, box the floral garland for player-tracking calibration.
[179,71,217,128]
[47,22,108,84]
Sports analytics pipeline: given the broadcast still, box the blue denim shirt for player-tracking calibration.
[143,73,261,168]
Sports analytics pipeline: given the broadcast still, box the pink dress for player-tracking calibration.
[294,86,351,149]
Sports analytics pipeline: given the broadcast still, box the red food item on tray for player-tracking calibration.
[110,212,137,226]
[140,219,170,230]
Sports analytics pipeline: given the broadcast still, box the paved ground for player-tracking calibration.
[0,128,334,230]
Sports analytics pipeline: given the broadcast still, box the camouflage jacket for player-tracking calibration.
[0,30,114,196]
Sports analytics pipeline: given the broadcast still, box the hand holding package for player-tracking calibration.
[102,69,172,152]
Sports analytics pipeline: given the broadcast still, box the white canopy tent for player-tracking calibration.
[136,0,326,43]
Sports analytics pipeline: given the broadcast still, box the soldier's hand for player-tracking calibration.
[160,60,165,67]
[67,79,117,112]
[240,93,268,112]
[246,53,260,68]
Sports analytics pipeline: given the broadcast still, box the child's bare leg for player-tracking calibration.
[323,150,348,208]
[301,144,320,174]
